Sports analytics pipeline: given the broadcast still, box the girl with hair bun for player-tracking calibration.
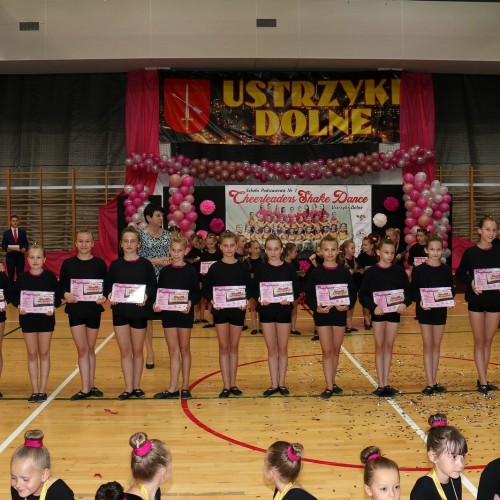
[360,445,400,500]
[410,413,467,500]
[95,432,171,500]
[10,429,74,499]
[263,441,316,499]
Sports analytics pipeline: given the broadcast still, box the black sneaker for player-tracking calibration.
[70,391,88,401]
[202,323,215,329]
[291,330,302,335]
[88,387,104,397]
[242,325,248,331]
[181,389,192,400]
[320,388,333,399]
[200,319,209,323]
[154,390,179,399]
[37,393,47,402]
[364,323,372,330]
[349,327,358,332]
[263,387,279,397]
[230,386,243,396]
[331,384,343,395]
[345,328,352,334]
[477,384,489,395]
[487,382,498,391]
[250,329,258,335]
[421,386,434,396]
[383,386,400,397]
[372,387,384,397]
[28,393,38,403]
[278,386,290,396]
[118,391,132,400]
[311,334,319,341]
[132,388,146,398]
[433,384,447,393]
[219,388,230,398]
[193,319,201,324]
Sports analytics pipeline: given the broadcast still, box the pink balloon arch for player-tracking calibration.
[402,172,452,267]
[166,174,197,238]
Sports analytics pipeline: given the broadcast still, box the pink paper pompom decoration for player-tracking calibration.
[197,230,208,240]
[209,217,225,234]
[200,200,216,216]
[383,196,400,212]
[298,260,311,273]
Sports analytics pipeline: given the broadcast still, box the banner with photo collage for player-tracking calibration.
[225,185,372,256]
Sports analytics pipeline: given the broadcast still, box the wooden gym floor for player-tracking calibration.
[0,296,498,499]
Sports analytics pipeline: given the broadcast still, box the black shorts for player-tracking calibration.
[313,309,347,327]
[0,311,6,323]
[416,306,447,326]
[213,308,246,326]
[69,316,101,329]
[112,314,148,329]
[371,312,401,323]
[259,311,292,324]
[161,310,194,329]
[468,302,500,313]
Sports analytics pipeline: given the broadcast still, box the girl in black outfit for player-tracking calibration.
[456,215,500,394]
[410,414,467,500]
[106,227,157,400]
[357,235,378,330]
[199,233,222,328]
[202,231,252,398]
[12,244,61,403]
[254,235,300,397]
[0,268,11,398]
[244,239,264,335]
[411,235,455,396]
[263,441,316,500]
[153,235,200,400]
[59,229,107,400]
[407,228,429,268]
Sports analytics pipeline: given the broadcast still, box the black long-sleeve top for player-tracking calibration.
[359,263,412,313]
[202,260,252,302]
[157,264,200,305]
[356,251,378,269]
[456,245,500,308]
[59,255,107,317]
[411,262,455,305]
[0,271,12,304]
[407,243,427,266]
[410,476,461,500]
[305,264,358,311]
[105,257,157,317]
[252,261,300,314]
[12,270,61,309]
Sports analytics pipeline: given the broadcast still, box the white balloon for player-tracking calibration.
[143,185,150,193]
[441,257,447,264]
[431,180,441,188]
[169,187,178,195]
[137,206,145,215]
[421,189,431,199]
[433,194,443,203]
[138,221,148,230]
[443,249,451,258]
[440,186,448,194]
[415,172,427,182]
[124,184,134,195]
[403,194,410,201]
[440,217,449,226]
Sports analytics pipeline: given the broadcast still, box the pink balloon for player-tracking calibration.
[442,240,448,249]
[166,213,173,221]
[169,204,178,213]
[403,173,415,184]
[139,191,149,201]
[178,218,191,232]
[125,205,136,216]
[184,194,195,204]
[418,215,429,226]
[414,180,425,191]
[182,175,195,187]
[410,190,421,202]
[124,199,133,206]
[172,210,184,222]
[135,183,144,193]
[172,192,184,205]
[443,194,452,203]
[411,206,423,219]
[405,234,416,245]
[402,183,414,194]
[405,200,416,210]
[169,174,182,187]
[128,190,138,200]
[439,202,450,213]
[125,216,132,223]
[417,197,428,209]
[133,197,143,208]
[404,227,411,235]
[405,217,417,228]
[433,210,443,220]
[179,186,189,196]
[185,211,198,222]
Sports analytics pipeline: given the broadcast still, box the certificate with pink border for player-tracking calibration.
[413,257,428,267]
[373,289,405,313]
[316,284,350,306]
[157,288,189,311]
[71,279,104,301]
[20,290,54,313]
[260,281,294,304]
[474,268,500,291]
[111,284,146,304]
[213,286,247,309]
[0,288,5,309]
[200,261,216,274]
[421,287,454,308]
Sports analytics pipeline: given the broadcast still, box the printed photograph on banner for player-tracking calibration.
[225,185,371,255]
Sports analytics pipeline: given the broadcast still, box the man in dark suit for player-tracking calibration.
[2,215,29,285]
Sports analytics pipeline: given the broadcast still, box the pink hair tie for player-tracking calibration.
[24,439,43,448]
[367,453,381,461]
[287,446,300,462]
[431,419,447,428]
[133,440,152,457]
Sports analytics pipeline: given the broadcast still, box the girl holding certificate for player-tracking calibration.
[357,235,379,330]
[411,235,455,396]
[456,215,500,395]
[153,235,200,400]
[59,229,107,401]
[305,235,357,399]
[12,244,61,402]
[199,233,222,328]
[202,231,252,398]
[359,238,412,398]
[0,268,11,398]
[253,235,300,397]
[106,227,157,400]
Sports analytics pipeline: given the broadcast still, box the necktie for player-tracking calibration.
[13,228,18,243]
